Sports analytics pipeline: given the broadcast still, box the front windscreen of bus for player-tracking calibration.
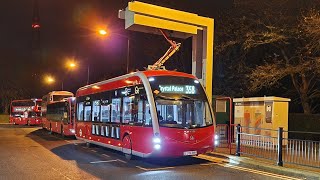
[12,101,34,107]
[52,95,73,101]
[149,76,213,129]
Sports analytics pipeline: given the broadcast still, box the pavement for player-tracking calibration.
[207,150,320,180]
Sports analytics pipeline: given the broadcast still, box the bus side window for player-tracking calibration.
[137,100,143,122]
[144,101,151,126]
[84,106,91,121]
[101,100,110,123]
[77,102,84,121]
[122,96,133,124]
[111,98,121,123]
[92,100,101,122]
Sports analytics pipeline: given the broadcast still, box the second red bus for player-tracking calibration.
[46,97,76,137]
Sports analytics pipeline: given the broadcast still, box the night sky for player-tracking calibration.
[0,0,232,98]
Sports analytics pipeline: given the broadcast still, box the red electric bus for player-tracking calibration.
[46,97,76,137]
[41,91,74,130]
[9,99,42,125]
[75,70,216,159]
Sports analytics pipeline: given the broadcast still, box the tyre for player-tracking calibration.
[61,125,65,138]
[49,123,52,134]
[122,135,132,160]
[86,142,91,148]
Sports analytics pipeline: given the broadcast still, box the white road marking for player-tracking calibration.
[90,160,118,164]
[136,166,175,171]
[197,155,303,180]
[51,167,72,180]
[117,159,127,163]
[220,164,303,180]
[91,150,97,153]
[101,154,110,157]
[200,162,219,166]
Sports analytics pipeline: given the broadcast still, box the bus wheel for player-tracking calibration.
[61,125,65,138]
[86,142,91,148]
[49,124,52,134]
[122,135,132,160]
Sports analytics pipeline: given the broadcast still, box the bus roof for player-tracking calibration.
[47,91,74,95]
[76,70,197,96]
[11,99,41,103]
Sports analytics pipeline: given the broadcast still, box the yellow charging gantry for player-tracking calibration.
[119,1,214,103]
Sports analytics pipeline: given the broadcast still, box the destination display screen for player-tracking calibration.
[159,85,197,94]
[13,107,32,112]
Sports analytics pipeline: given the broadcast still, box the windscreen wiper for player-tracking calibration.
[155,94,176,100]
[180,95,197,101]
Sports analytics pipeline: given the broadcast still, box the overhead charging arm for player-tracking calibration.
[148,29,181,70]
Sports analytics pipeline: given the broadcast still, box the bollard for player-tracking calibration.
[277,127,283,166]
[235,124,241,156]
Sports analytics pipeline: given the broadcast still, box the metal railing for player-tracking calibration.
[235,124,320,168]
[283,131,320,167]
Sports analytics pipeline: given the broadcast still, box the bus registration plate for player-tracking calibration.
[183,151,197,156]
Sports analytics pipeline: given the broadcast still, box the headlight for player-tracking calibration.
[70,129,75,134]
[214,135,219,146]
[154,144,161,150]
[153,137,161,144]
[215,135,219,140]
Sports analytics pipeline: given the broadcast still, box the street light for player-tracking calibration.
[44,75,55,84]
[98,29,107,36]
[65,58,90,85]
[98,28,130,74]
[44,74,63,90]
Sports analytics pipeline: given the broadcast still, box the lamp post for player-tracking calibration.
[63,60,77,89]
[98,28,130,74]
[126,38,130,74]
[87,65,90,85]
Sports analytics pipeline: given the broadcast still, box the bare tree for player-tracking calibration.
[249,9,320,114]
[215,0,320,113]
[0,80,26,114]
